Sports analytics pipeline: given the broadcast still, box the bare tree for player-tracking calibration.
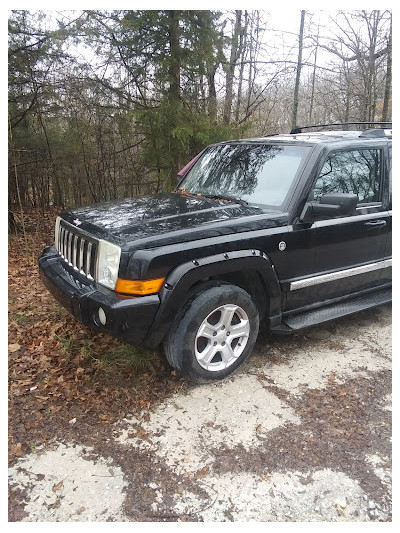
[291,10,306,129]
[308,24,319,124]
[381,14,392,122]
[316,10,391,121]
[223,10,243,124]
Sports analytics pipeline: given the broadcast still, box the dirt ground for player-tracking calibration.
[9,287,392,522]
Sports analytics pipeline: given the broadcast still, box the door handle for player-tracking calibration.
[364,219,387,228]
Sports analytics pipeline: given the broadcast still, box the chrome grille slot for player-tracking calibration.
[67,231,73,265]
[60,227,65,258]
[78,239,85,273]
[56,220,97,280]
[85,242,93,278]
[72,234,78,270]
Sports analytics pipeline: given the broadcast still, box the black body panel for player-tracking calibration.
[38,129,392,350]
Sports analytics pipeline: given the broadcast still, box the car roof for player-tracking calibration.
[222,128,392,146]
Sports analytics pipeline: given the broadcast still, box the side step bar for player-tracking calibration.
[271,288,391,334]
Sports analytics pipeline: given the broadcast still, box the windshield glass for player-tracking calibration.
[178,143,311,207]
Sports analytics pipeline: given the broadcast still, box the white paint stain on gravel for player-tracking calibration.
[365,454,392,487]
[260,309,391,394]
[113,307,391,521]
[8,443,128,522]
[116,374,301,474]
[171,468,380,521]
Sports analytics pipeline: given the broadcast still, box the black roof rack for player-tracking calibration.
[290,122,392,134]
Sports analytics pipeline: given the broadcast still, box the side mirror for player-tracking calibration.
[300,193,358,223]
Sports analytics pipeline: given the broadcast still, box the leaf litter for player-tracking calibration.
[8,208,392,522]
[8,209,184,464]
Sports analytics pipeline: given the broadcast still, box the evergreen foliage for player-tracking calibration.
[8,9,392,210]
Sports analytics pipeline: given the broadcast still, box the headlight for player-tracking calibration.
[95,240,121,290]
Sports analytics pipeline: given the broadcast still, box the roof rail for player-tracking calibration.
[290,122,392,134]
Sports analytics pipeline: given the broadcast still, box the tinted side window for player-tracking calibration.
[313,149,382,204]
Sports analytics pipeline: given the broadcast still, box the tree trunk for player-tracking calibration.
[367,11,379,121]
[207,65,218,120]
[223,10,242,124]
[308,26,319,124]
[167,10,181,184]
[382,14,392,122]
[167,10,181,104]
[235,10,248,123]
[291,10,306,130]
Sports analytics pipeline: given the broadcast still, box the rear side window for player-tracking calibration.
[313,149,382,204]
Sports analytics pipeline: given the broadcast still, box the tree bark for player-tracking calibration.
[308,25,319,124]
[223,10,242,124]
[168,10,181,103]
[166,11,182,184]
[207,65,218,120]
[381,14,392,122]
[235,10,248,123]
[291,10,305,130]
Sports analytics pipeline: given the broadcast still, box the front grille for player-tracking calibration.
[56,220,97,280]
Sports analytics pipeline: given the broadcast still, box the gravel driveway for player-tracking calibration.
[8,304,392,522]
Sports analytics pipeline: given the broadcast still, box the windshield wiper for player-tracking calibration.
[175,188,193,196]
[175,188,248,206]
[199,193,248,206]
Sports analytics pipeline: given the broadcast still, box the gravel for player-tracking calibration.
[8,304,392,522]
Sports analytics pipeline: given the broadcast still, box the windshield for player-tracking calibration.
[178,143,311,207]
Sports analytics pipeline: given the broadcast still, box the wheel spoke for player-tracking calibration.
[220,342,237,365]
[197,321,218,339]
[229,319,249,339]
[196,342,218,365]
[219,304,237,329]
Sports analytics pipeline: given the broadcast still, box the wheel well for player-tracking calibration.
[188,269,268,318]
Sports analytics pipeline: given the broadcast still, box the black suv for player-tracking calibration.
[39,125,392,382]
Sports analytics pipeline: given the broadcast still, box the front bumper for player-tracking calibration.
[38,247,160,346]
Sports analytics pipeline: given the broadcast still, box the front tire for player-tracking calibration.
[164,284,259,383]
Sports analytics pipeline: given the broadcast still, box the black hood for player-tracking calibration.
[61,192,286,249]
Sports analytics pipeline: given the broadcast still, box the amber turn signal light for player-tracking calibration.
[115,277,165,296]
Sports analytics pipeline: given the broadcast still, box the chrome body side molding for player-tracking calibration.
[290,259,392,291]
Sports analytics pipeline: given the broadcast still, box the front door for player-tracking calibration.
[284,144,390,312]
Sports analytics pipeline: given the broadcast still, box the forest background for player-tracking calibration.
[8,9,392,215]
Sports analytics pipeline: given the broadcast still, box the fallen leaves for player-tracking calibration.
[11,443,23,457]
[8,208,181,464]
[9,344,21,353]
[52,480,64,493]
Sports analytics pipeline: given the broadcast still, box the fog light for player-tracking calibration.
[98,307,107,326]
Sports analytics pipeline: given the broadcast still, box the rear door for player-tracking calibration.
[381,139,392,286]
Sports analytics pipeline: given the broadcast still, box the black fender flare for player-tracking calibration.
[142,249,282,349]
